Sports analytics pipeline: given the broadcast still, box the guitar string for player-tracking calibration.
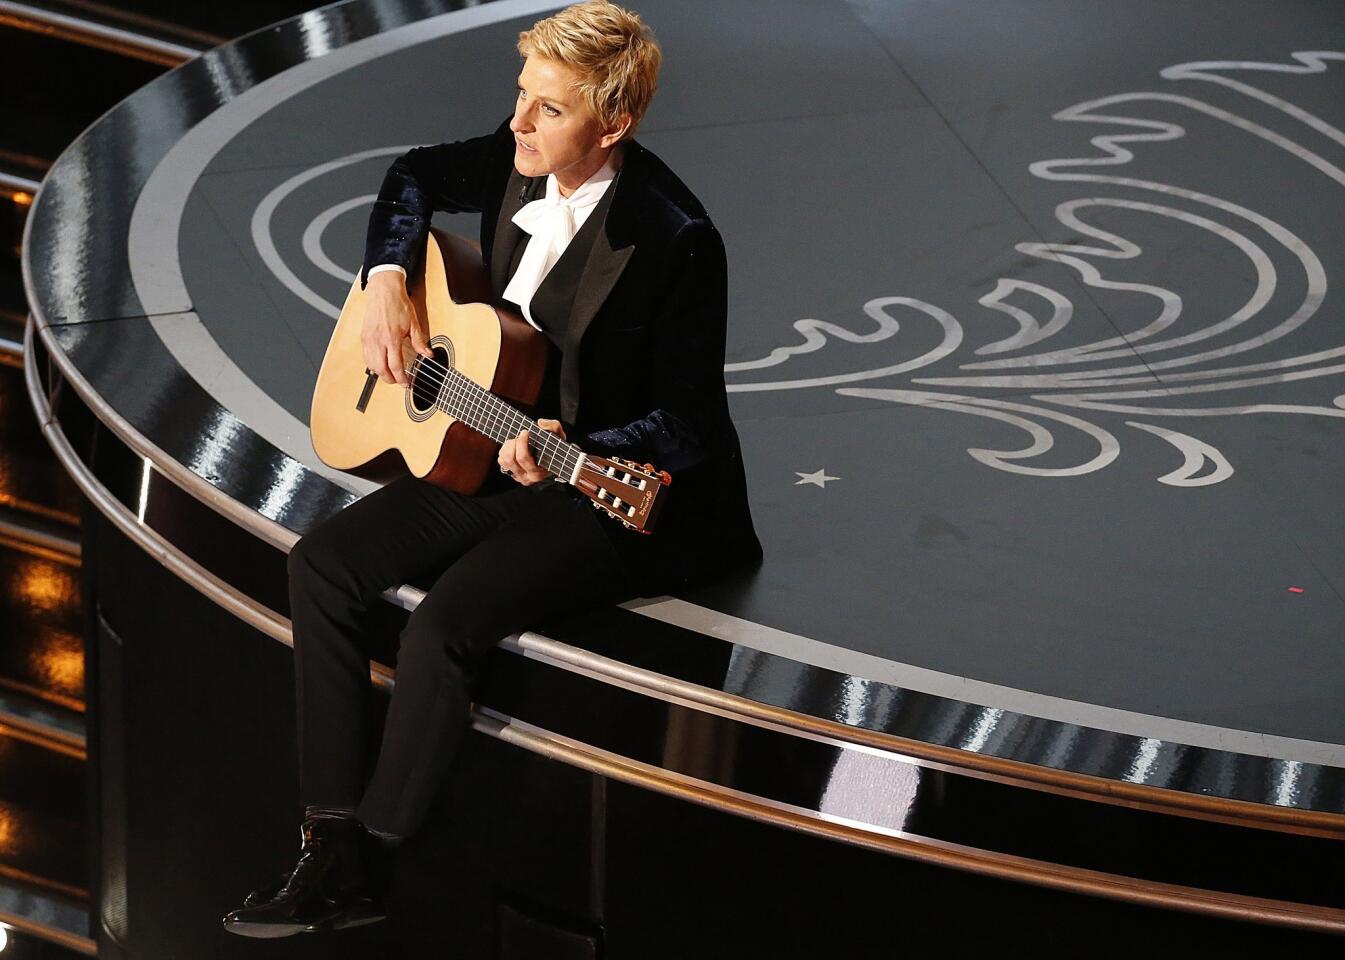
[402,356,647,520]
[396,353,582,481]
[367,355,648,520]
[396,352,562,458]
[400,352,532,439]
[403,352,656,516]
[408,355,578,479]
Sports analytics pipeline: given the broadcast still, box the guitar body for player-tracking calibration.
[311,229,550,494]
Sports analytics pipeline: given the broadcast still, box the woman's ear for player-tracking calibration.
[598,112,634,148]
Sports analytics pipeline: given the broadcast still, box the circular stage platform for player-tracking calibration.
[21,0,1345,953]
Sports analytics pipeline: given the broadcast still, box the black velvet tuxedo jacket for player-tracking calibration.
[360,116,762,594]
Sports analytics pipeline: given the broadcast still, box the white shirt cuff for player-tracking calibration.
[365,263,407,281]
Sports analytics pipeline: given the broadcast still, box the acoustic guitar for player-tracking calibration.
[310,229,670,533]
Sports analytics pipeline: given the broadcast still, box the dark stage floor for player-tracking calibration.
[24,0,1345,814]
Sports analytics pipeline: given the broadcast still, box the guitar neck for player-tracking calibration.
[410,356,582,481]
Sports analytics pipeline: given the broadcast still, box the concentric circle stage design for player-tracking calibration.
[22,0,1345,954]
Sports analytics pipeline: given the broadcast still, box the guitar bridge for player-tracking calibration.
[356,369,378,412]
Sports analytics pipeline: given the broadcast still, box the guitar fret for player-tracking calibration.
[426,360,582,482]
[468,386,494,439]
[434,365,450,419]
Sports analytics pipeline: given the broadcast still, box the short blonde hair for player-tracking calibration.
[517,1,661,138]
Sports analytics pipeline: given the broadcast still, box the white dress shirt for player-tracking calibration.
[366,149,620,332]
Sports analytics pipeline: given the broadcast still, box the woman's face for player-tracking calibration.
[510,56,623,187]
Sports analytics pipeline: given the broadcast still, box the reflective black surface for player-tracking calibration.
[537,604,1345,817]
[41,338,1345,818]
[44,319,356,537]
[480,646,1345,907]
[599,778,1343,958]
[81,507,1345,956]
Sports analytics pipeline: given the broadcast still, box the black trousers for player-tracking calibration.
[287,471,640,838]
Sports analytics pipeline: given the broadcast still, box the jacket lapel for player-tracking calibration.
[568,168,635,336]
[490,168,543,297]
[558,157,638,423]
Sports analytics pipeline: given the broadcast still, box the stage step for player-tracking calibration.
[0,693,86,895]
[0,684,83,746]
[0,872,92,957]
[0,320,90,956]
[0,6,332,956]
[0,682,89,954]
[0,511,83,711]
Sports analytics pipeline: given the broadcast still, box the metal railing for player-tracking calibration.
[0,0,203,66]
[0,170,39,205]
[0,510,79,559]
[0,11,201,954]
[24,318,1345,934]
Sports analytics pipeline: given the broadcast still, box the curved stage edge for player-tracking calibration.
[18,0,1345,955]
[25,320,1345,955]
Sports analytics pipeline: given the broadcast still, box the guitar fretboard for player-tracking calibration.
[409,355,583,480]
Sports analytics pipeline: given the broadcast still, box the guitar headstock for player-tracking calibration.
[573,454,671,534]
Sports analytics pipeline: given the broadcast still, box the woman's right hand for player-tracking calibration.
[361,271,433,386]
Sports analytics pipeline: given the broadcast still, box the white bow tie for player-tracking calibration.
[502,166,615,329]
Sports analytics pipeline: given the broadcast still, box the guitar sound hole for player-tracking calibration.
[410,344,454,414]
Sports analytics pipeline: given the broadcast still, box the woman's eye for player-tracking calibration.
[543,105,558,116]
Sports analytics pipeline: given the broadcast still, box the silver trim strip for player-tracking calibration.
[499,631,1345,836]
[499,632,1040,786]
[0,909,96,957]
[631,597,1345,768]
[0,514,80,560]
[0,706,85,759]
[0,0,199,65]
[473,708,1345,935]
[0,170,40,198]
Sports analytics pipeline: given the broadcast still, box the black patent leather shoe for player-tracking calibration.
[240,869,291,909]
[222,815,389,938]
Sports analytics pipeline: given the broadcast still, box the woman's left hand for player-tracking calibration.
[499,419,567,485]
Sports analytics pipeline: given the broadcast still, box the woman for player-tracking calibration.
[224,0,760,937]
